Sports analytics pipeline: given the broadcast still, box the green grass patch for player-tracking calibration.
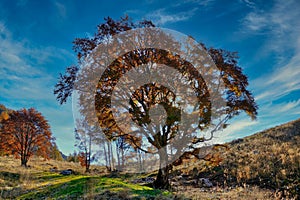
[16,174,168,199]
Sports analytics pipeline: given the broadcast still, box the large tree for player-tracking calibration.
[54,16,258,189]
[0,108,53,167]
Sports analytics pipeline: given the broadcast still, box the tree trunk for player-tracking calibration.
[85,153,89,173]
[154,166,171,189]
[153,148,171,189]
[110,142,115,171]
[116,141,120,171]
[103,141,109,169]
[137,149,143,172]
[107,142,112,171]
[21,156,28,167]
[85,136,92,173]
[121,145,125,170]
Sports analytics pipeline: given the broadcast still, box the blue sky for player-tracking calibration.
[1,0,299,155]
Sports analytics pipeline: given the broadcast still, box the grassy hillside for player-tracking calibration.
[178,118,300,199]
[0,156,173,199]
[0,156,275,200]
[1,119,299,199]
[224,118,300,197]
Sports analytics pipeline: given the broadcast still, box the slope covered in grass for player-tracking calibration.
[1,118,300,199]
[0,158,170,199]
[182,118,300,199]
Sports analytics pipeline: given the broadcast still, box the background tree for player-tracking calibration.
[0,104,10,122]
[54,16,258,189]
[49,142,64,161]
[93,135,112,171]
[67,151,80,163]
[75,119,99,172]
[0,104,11,156]
[0,108,53,167]
[115,136,131,171]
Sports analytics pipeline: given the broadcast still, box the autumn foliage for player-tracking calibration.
[54,16,258,189]
[0,108,53,167]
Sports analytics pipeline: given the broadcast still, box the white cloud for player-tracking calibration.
[277,100,300,114]
[243,1,299,34]
[242,0,300,52]
[0,21,75,154]
[253,38,300,102]
[213,118,259,143]
[226,119,258,133]
[183,0,215,6]
[258,99,300,118]
[241,0,300,103]
[243,12,268,31]
[54,1,67,19]
[241,0,256,9]
[0,21,73,101]
[147,8,198,25]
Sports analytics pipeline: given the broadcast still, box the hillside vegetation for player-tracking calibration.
[1,119,299,199]
[0,157,172,199]
[177,118,300,199]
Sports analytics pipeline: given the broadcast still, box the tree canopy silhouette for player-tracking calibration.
[54,16,258,189]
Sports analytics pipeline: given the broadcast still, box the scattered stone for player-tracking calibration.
[170,181,180,186]
[182,180,197,186]
[60,169,73,175]
[198,178,213,188]
[253,150,259,154]
[50,167,58,172]
[181,174,189,179]
[132,177,155,184]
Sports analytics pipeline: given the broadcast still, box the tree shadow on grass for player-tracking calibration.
[0,171,21,182]
[18,176,169,200]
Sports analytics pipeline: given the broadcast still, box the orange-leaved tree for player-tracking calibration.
[54,16,258,189]
[0,108,53,167]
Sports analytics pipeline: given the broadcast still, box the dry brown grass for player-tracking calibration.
[0,156,107,199]
[178,119,300,199]
[174,185,275,200]
[1,119,299,199]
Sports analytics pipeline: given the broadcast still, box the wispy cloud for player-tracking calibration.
[276,99,300,114]
[253,37,300,102]
[241,0,256,9]
[147,8,198,25]
[242,0,300,50]
[214,118,259,143]
[243,11,268,32]
[258,99,300,118]
[0,21,75,153]
[54,1,67,19]
[212,0,300,142]
[241,0,300,103]
[182,0,215,6]
[0,21,73,101]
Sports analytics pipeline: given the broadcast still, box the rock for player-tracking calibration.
[253,150,259,154]
[181,174,189,179]
[182,179,197,186]
[198,178,213,188]
[50,167,58,172]
[132,177,155,184]
[175,175,182,180]
[170,181,180,186]
[60,169,73,175]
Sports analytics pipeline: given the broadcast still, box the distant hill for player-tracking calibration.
[192,118,300,199]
